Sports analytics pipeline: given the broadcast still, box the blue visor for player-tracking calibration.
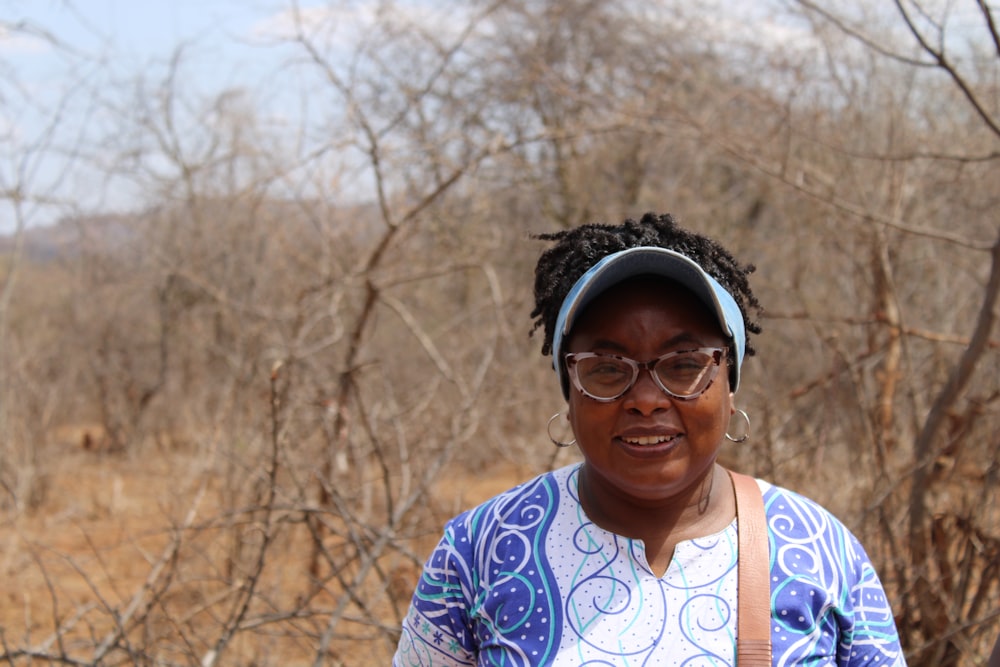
[552,247,746,399]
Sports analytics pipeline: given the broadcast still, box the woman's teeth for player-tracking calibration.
[622,435,676,446]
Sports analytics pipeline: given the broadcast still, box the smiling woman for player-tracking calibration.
[563,276,736,563]
[391,212,906,666]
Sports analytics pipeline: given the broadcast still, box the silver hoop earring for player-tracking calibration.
[547,413,576,448]
[726,409,751,443]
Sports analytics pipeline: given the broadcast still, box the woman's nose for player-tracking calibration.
[622,368,673,415]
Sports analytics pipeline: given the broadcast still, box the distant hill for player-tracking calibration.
[0,199,384,267]
[0,214,137,264]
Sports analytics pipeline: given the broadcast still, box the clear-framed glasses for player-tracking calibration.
[564,347,727,402]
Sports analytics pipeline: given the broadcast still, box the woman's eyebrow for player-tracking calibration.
[585,338,629,353]
[584,333,708,354]
[658,333,708,348]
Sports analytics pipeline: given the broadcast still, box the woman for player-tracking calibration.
[393,213,906,666]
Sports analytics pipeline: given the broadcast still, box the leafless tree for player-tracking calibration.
[0,18,108,509]
[2,1,999,665]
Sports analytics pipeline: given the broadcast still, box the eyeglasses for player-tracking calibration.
[564,347,727,402]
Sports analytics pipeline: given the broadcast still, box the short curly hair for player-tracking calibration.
[530,212,763,359]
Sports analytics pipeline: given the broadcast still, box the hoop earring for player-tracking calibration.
[547,413,576,448]
[726,409,751,443]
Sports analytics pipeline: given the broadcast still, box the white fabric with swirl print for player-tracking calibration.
[393,464,906,667]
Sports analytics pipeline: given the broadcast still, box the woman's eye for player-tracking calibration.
[582,361,630,384]
[662,352,707,369]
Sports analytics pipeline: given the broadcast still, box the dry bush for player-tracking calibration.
[0,1,998,665]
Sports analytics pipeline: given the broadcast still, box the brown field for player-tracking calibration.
[0,438,535,666]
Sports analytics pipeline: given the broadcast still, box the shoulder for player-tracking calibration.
[757,480,858,540]
[443,464,578,548]
[757,480,893,614]
[755,480,879,583]
[755,481,904,663]
[411,466,577,592]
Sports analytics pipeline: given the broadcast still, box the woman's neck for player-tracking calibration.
[577,463,736,576]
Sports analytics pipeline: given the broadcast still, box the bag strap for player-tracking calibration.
[729,470,772,665]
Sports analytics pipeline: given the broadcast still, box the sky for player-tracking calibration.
[8,0,269,56]
[0,0,993,233]
[0,0,597,231]
[0,0,861,233]
[3,0,815,119]
[0,1,333,231]
[4,0,480,90]
[4,1,305,94]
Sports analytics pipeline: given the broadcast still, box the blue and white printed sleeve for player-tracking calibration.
[764,483,906,666]
[394,473,564,667]
[393,512,478,666]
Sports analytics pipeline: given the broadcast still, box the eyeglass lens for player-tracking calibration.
[570,349,720,400]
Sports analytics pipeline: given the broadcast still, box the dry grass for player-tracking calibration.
[0,438,535,665]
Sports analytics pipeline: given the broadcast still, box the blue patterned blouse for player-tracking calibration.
[393,464,906,666]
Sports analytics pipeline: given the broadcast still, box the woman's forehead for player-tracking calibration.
[569,276,726,341]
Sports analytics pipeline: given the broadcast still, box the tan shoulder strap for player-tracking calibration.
[729,470,772,665]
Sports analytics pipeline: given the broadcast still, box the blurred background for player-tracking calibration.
[1,1,997,664]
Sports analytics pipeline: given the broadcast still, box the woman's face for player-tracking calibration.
[565,276,734,506]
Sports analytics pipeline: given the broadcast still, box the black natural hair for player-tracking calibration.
[529,212,763,359]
